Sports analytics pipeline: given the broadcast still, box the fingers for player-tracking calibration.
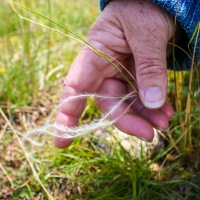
[126,84,174,131]
[97,79,174,141]
[130,98,172,131]
[159,102,174,119]
[54,47,106,148]
[96,79,172,141]
[96,79,155,141]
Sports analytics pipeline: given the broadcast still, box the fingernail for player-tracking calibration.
[144,87,165,109]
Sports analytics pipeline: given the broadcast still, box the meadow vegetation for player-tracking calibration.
[0,0,199,199]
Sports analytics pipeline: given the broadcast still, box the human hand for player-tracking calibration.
[55,0,175,148]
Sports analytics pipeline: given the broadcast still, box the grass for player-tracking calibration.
[0,0,98,106]
[0,0,200,199]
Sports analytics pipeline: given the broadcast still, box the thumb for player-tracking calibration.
[133,40,168,109]
[116,0,174,109]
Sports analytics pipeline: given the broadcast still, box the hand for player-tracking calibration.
[55,0,174,148]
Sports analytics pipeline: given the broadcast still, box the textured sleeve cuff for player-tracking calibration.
[99,0,110,11]
[99,0,200,70]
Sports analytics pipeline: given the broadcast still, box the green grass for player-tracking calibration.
[0,0,200,199]
[0,0,99,106]
[1,131,199,199]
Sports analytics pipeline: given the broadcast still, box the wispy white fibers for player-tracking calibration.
[18,92,137,146]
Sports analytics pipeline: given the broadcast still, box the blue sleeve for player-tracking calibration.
[99,0,200,70]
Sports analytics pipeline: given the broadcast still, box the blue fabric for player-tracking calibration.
[99,0,200,70]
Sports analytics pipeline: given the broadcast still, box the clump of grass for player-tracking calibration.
[1,128,199,199]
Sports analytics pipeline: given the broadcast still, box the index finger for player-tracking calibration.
[54,47,106,148]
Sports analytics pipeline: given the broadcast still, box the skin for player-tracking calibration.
[55,0,175,148]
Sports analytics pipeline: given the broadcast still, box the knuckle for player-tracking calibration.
[138,60,166,79]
